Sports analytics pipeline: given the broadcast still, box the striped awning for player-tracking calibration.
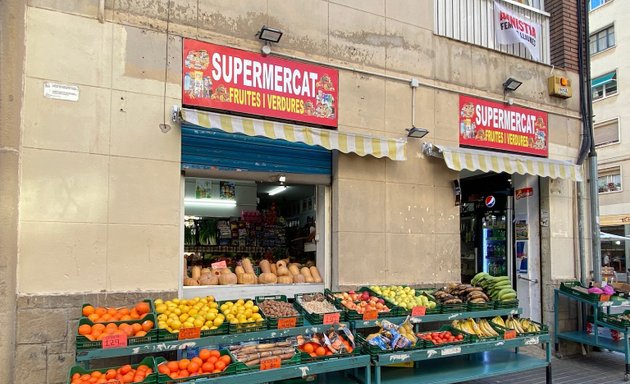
[424,144,583,182]
[181,108,407,161]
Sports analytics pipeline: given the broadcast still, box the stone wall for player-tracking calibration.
[15,291,176,383]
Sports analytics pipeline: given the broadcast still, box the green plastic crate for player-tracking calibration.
[466,301,495,311]
[449,321,502,342]
[155,351,236,383]
[355,332,422,356]
[255,295,304,329]
[217,299,267,333]
[417,325,472,347]
[157,322,228,342]
[440,302,468,313]
[80,299,154,322]
[75,314,157,351]
[366,286,440,315]
[325,288,405,321]
[293,293,345,325]
[299,329,359,361]
[228,347,302,372]
[491,317,548,336]
[560,281,602,302]
[494,299,519,309]
[600,310,630,328]
[67,356,157,384]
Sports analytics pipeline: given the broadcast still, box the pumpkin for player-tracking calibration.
[219,272,238,285]
[310,266,323,283]
[191,266,202,281]
[288,264,301,276]
[258,273,277,284]
[276,266,290,276]
[242,258,255,274]
[259,260,271,274]
[219,268,233,275]
[200,268,212,275]
[184,277,199,286]
[237,273,257,284]
[277,275,293,284]
[198,273,219,285]
[270,264,277,275]
[300,267,313,280]
[293,274,306,283]
[235,265,245,275]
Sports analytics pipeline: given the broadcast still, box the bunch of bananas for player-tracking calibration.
[398,319,418,344]
[492,315,541,334]
[451,318,499,338]
[471,273,517,302]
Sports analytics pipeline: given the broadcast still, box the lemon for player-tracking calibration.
[155,299,164,305]
[206,312,217,321]
[157,314,167,321]
[188,309,198,316]
[171,320,182,330]
[193,319,204,327]
[252,306,259,313]
[244,309,252,318]
[156,304,167,313]
[158,321,167,329]
[172,298,180,304]
[236,299,245,306]
[210,326,218,330]
[252,313,263,321]
[214,317,224,327]
[173,308,182,316]
[245,300,254,308]
[210,302,218,309]
[230,319,239,325]
[201,325,209,331]
[179,313,189,322]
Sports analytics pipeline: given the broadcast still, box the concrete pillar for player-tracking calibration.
[0,0,25,382]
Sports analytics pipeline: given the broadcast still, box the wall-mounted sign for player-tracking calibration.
[485,195,496,208]
[183,39,338,128]
[515,187,534,200]
[459,95,548,157]
[43,82,79,102]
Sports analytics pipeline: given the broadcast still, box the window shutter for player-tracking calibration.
[594,120,619,146]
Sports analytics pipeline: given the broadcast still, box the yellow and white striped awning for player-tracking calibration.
[425,144,583,182]
[181,108,407,161]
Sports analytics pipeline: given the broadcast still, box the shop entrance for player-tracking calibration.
[460,173,541,321]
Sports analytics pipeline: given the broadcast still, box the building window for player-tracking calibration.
[590,0,613,11]
[598,167,622,193]
[594,118,620,146]
[590,25,615,54]
[592,71,618,100]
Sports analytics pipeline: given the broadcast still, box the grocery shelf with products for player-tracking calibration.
[69,273,551,384]
[554,281,630,381]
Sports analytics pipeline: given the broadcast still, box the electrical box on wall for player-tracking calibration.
[548,76,572,98]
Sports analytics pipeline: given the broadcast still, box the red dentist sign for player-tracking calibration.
[183,39,339,128]
[458,95,548,157]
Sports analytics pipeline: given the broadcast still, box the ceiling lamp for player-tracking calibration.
[268,186,288,196]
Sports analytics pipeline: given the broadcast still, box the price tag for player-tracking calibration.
[178,327,201,340]
[277,317,297,329]
[211,260,227,269]
[441,346,461,356]
[260,356,282,371]
[107,380,122,384]
[102,333,127,349]
[524,336,540,345]
[323,312,340,325]
[600,294,612,302]
[411,306,426,317]
[362,310,378,321]
[503,330,517,340]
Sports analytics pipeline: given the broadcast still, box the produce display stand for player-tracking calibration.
[554,287,630,381]
[352,308,551,384]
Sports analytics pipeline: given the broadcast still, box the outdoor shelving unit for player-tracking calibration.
[554,287,630,381]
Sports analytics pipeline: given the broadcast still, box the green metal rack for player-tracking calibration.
[554,288,630,381]
[352,308,521,329]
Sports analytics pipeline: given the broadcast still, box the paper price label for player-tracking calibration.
[411,306,426,317]
[503,330,517,340]
[362,310,378,321]
[260,356,282,371]
[102,333,127,349]
[107,380,122,384]
[178,327,201,340]
[323,312,340,325]
[524,336,540,345]
[211,260,227,269]
[441,346,461,356]
[277,317,297,329]
[600,294,612,302]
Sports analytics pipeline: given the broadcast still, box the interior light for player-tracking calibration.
[616,241,621,245]
[184,198,237,207]
[268,186,288,196]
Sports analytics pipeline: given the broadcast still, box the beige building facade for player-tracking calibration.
[0,1,587,381]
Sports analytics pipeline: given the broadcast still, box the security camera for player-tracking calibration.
[261,45,272,56]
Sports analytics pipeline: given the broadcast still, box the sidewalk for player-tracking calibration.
[461,346,628,384]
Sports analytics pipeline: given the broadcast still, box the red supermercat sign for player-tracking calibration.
[459,95,548,157]
[183,39,338,128]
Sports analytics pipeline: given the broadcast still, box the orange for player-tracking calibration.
[91,330,103,339]
[178,370,189,378]
[201,362,214,373]
[100,314,111,322]
[72,373,81,380]
[81,374,91,381]
[106,322,118,330]
[90,371,102,378]
[130,323,142,334]
[141,320,153,332]
[209,349,221,358]
[119,308,130,316]
[169,372,179,379]
[178,359,190,370]
[208,356,218,364]
[83,305,95,317]
[198,349,211,361]
[135,330,147,337]
[214,361,226,371]
[315,347,326,356]
[212,369,221,373]
[191,357,203,367]
[78,324,92,336]
[119,364,132,375]
[303,343,314,353]
[107,308,117,316]
[136,302,150,315]
[88,314,99,322]
[92,323,106,333]
[219,355,231,365]
[167,361,179,373]
[95,307,107,317]
[122,372,134,383]
[158,364,170,375]
[120,315,132,321]
[130,309,140,320]
[187,362,199,374]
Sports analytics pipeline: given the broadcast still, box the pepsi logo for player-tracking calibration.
[485,195,496,208]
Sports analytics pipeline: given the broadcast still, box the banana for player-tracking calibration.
[520,318,531,329]
[492,316,506,327]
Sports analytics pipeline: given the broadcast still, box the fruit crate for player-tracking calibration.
[367,286,440,315]
[157,322,228,342]
[494,299,519,309]
[490,317,547,336]
[155,352,236,383]
[81,299,155,322]
[600,310,630,328]
[354,332,423,356]
[68,357,157,384]
[255,295,304,329]
[299,329,359,361]
[560,281,602,303]
[440,302,468,314]
[417,325,472,347]
[324,288,406,321]
[453,321,503,342]
[217,300,268,334]
[466,301,495,312]
[75,314,157,351]
[228,347,303,372]
[293,293,345,325]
